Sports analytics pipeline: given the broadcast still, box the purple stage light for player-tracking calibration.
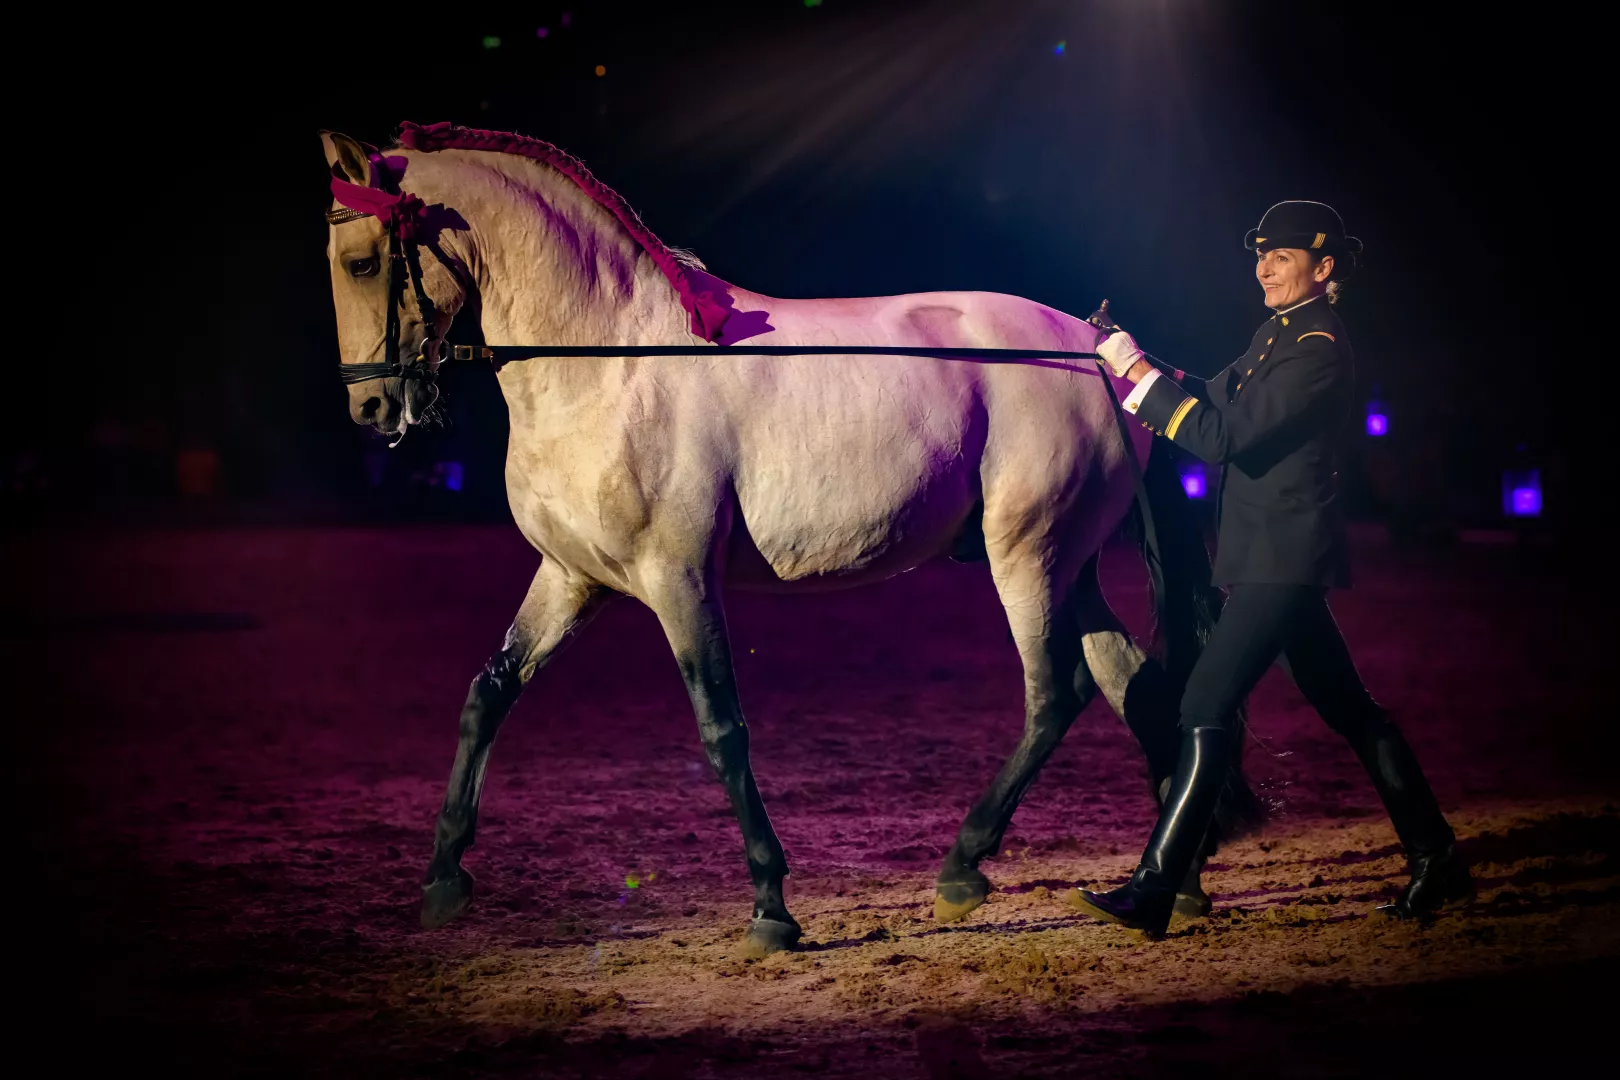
[536,27,548,38]
[1502,470,1541,517]
[1180,465,1208,499]
[1365,401,1388,436]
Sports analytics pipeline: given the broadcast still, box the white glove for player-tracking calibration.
[1096,331,1146,379]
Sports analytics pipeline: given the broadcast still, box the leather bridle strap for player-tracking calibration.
[334,216,449,386]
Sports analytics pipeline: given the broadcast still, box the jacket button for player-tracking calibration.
[1267,337,1274,344]
[1282,316,1290,326]
[1246,368,1253,375]
[1257,354,1265,362]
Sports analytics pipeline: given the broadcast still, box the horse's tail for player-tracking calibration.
[1135,441,1266,839]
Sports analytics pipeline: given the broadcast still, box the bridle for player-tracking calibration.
[326,179,450,387]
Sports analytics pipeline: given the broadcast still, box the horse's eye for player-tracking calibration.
[347,256,380,278]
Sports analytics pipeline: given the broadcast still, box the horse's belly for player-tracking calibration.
[729,452,978,590]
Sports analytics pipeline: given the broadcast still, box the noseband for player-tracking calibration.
[327,179,447,386]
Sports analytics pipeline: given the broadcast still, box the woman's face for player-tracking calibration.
[1256,247,1334,309]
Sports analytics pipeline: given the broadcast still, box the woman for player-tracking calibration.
[1076,201,1473,937]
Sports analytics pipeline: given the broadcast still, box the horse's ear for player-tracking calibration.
[320,131,376,187]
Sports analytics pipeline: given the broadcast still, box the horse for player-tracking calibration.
[319,122,1250,956]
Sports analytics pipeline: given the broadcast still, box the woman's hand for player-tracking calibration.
[1097,331,1147,379]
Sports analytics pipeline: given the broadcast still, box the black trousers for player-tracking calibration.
[1179,584,1381,736]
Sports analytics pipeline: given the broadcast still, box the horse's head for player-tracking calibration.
[321,131,467,439]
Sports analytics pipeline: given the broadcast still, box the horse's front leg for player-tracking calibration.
[642,560,798,957]
[421,559,609,929]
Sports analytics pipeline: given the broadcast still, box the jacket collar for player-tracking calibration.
[1273,293,1325,318]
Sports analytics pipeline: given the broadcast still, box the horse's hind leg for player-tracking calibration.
[1072,568,1180,788]
[641,559,798,958]
[935,556,1097,922]
[421,560,609,929]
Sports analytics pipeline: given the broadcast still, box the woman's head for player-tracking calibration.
[1244,200,1361,308]
[1255,246,1355,309]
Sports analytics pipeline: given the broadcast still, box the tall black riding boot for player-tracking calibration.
[1343,714,1474,917]
[1156,774,1216,920]
[1073,726,1230,937]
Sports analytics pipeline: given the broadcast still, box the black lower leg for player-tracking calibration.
[939,704,1077,884]
[1121,658,1183,788]
[703,720,791,925]
[425,652,523,884]
[938,627,1094,897]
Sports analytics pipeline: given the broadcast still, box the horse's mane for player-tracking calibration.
[396,121,728,342]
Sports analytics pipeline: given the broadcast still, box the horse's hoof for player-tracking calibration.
[740,916,802,958]
[1172,888,1212,919]
[934,869,990,923]
[1168,890,1212,932]
[420,868,475,929]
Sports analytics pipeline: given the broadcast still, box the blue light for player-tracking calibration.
[443,461,465,493]
[1365,401,1388,436]
[1180,464,1208,499]
[1502,470,1541,517]
[1054,40,1067,55]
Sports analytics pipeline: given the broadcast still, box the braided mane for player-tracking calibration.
[396,120,729,342]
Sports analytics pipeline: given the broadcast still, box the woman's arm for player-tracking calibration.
[1123,336,1343,464]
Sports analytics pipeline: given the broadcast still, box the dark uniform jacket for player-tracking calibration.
[1126,295,1353,587]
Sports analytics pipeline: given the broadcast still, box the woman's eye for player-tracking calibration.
[347,256,380,278]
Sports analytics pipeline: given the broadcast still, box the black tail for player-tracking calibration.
[1134,442,1265,838]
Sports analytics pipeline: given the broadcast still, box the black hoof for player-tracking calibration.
[741,916,802,958]
[934,868,991,923]
[421,868,475,929]
[1173,888,1213,920]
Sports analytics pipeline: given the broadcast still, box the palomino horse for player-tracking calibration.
[321,122,1247,956]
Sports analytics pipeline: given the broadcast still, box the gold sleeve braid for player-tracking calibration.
[1164,397,1199,440]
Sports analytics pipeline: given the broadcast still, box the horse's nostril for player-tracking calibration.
[360,396,383,422]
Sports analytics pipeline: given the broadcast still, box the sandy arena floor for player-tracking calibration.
[11,523,1615,1077]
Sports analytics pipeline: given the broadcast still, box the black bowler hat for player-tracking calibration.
[1244,200,1363,257]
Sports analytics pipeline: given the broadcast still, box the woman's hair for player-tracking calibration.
[1312,248,1357,305]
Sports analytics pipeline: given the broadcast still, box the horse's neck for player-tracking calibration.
[429,150,692,401]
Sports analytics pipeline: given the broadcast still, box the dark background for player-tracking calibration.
[14,1,1589,537]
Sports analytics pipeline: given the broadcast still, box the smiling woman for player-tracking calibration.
[1078,200,1474,938]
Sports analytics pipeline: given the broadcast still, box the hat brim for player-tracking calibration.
[1246,228,1362,256]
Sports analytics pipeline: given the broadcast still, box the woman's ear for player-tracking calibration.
[320,131,377,186]
[1314,254,1336,283]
